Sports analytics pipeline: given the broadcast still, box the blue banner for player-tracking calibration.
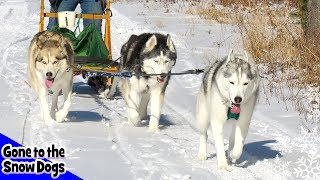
[0,133,82,180]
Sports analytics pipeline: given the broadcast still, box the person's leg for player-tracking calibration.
[47,0,61,30]
[80,0,103,32]
[47,0,79,30]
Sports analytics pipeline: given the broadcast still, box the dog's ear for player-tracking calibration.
[143,35,157,53]
[55,35,63,47]
[226,49,234,63]
[36,40,43,49]
[166,34,176,53]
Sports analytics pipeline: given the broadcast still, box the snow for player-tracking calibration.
[0,0,319,179]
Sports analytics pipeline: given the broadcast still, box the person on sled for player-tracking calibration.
[47,0,107,93]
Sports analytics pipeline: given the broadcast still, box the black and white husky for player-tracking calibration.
[197,50,260,170]
[118,33,177,132]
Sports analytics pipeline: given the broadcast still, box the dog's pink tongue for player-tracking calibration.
[230,104,241,114]
[45,79,53,88]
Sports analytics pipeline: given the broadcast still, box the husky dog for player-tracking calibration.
[118,33,177,132]
[28,31,74,123]
[197,50,260,170]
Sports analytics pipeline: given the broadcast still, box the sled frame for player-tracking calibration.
[39,0,117,86]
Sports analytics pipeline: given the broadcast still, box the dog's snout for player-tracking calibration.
[46,72,53,77]
[160,74,167,79]
[234,96,242,104]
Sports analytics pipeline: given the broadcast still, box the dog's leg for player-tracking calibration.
[211,108,229,170]
[229,119,250,163]
[55,84,72,122]
[50,90,59,119]
[229,96,256,163]
[38,88,52,123]
[138,92,150,120]
[127,89,141,126]
[228,123,236,154]
[120,79,142,126]
[148,88,163,132]
[197,90,209,161]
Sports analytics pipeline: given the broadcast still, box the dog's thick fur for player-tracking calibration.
[197,50,260,170]
[118,33,177,132]
[28,31,74,123]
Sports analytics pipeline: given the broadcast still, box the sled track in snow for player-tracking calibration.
[0,35,35,145]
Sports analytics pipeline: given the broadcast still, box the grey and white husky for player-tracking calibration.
[117,33,177,132]
[197,50,260,170]
[28,31,74,123]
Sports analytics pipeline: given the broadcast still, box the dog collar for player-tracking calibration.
[227,103,240,120]
[228,108,240,120]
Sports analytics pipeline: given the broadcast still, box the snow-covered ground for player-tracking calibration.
[0,0,319,179]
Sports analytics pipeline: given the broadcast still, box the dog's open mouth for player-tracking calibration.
[157,75,166,83]
[230,103,241,114]
[45,78,54,88]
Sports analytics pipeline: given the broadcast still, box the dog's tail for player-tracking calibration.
[62,37,74,67]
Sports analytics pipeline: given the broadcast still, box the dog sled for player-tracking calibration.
[39,0,117,89]
[38,0,206,93]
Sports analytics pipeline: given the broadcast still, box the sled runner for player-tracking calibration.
[39,0,117,89]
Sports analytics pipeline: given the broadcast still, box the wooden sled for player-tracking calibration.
[39,0,117,88]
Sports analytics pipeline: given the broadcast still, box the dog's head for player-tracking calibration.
[219,49,259,105]
[34,31,73,87]
[140,34,177,83]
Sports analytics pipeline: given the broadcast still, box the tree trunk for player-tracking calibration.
[306,0,320,47]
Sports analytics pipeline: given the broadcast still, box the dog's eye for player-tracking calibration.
[41,61,47,65]
[154,60,159,63]
[243,82,248,85]
[229,81,234,85]
[53,61,58,64]
[165,60,169,63]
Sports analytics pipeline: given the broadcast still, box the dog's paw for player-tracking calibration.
[148,126,160,133]
[43,113,53,121]
[128,114,142,126]
[217,158,232,171]
[218,163,231,171]
[229,149,241,163]
[50,109,57,119]
[55,111,67,123]
[197,153,207,161]
[148,119,160,133]
[128,119,142,127]
[44,116,55,126]
[230,158,237,164]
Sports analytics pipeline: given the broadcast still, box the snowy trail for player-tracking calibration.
[0,1,281,179]
[0,0,35,143]
[98,5,279,180]
[0,0,318,180]
[0,1,131,179]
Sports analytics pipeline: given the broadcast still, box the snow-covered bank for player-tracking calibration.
[0,0,319,179]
